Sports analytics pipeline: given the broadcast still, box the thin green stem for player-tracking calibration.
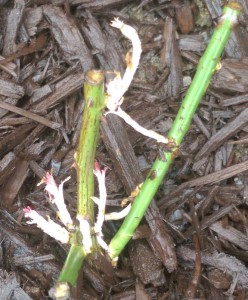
[108,3,241,259]
[168,2,241,145]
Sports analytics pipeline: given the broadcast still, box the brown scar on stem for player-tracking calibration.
[158,138,179,161]
[88,98,94,107]
[167,137,178,148]
[158,138,178,152]
[148,170,157,180]
[217,3,241,29]
[171,148,180,159]
[121,184,143,205]
[131,184,142,197]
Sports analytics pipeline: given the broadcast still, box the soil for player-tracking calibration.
[0,0,248,299]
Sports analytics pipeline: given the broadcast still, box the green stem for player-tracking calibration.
[51,244,86,299]
[75,70,105,220]
[108,3,241,259]
[53,70,105,298]
[58,244,86,286]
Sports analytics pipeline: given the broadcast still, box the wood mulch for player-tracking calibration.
[1,0,248,299]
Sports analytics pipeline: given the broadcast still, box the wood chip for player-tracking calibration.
[43,5,94,71]
[0,269,32,300]
[101,114,143,194]
[1,159,29,209]
[0,79,24,98]
[31,72,85,110]
[189,159,248,187]
[160,17,182,98]
[145,201,177,273]
[3,0,25,56]
[0,100,61,129]
[221,93,248,107]
[210,221,248,251]
[212,59,248,93]
[177,246,248,288]
[0,123,35,157]
[175,0,194,34]
[196,108,248,160]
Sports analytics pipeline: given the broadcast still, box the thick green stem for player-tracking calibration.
[75,70,105,219]
[58,244,86,286]
[53,71,105,298]
[108,3,241,259]
[50,244,86,299]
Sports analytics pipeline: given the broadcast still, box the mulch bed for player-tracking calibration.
[1,0,248,299]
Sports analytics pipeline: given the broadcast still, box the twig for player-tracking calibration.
[185,196,202,299]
